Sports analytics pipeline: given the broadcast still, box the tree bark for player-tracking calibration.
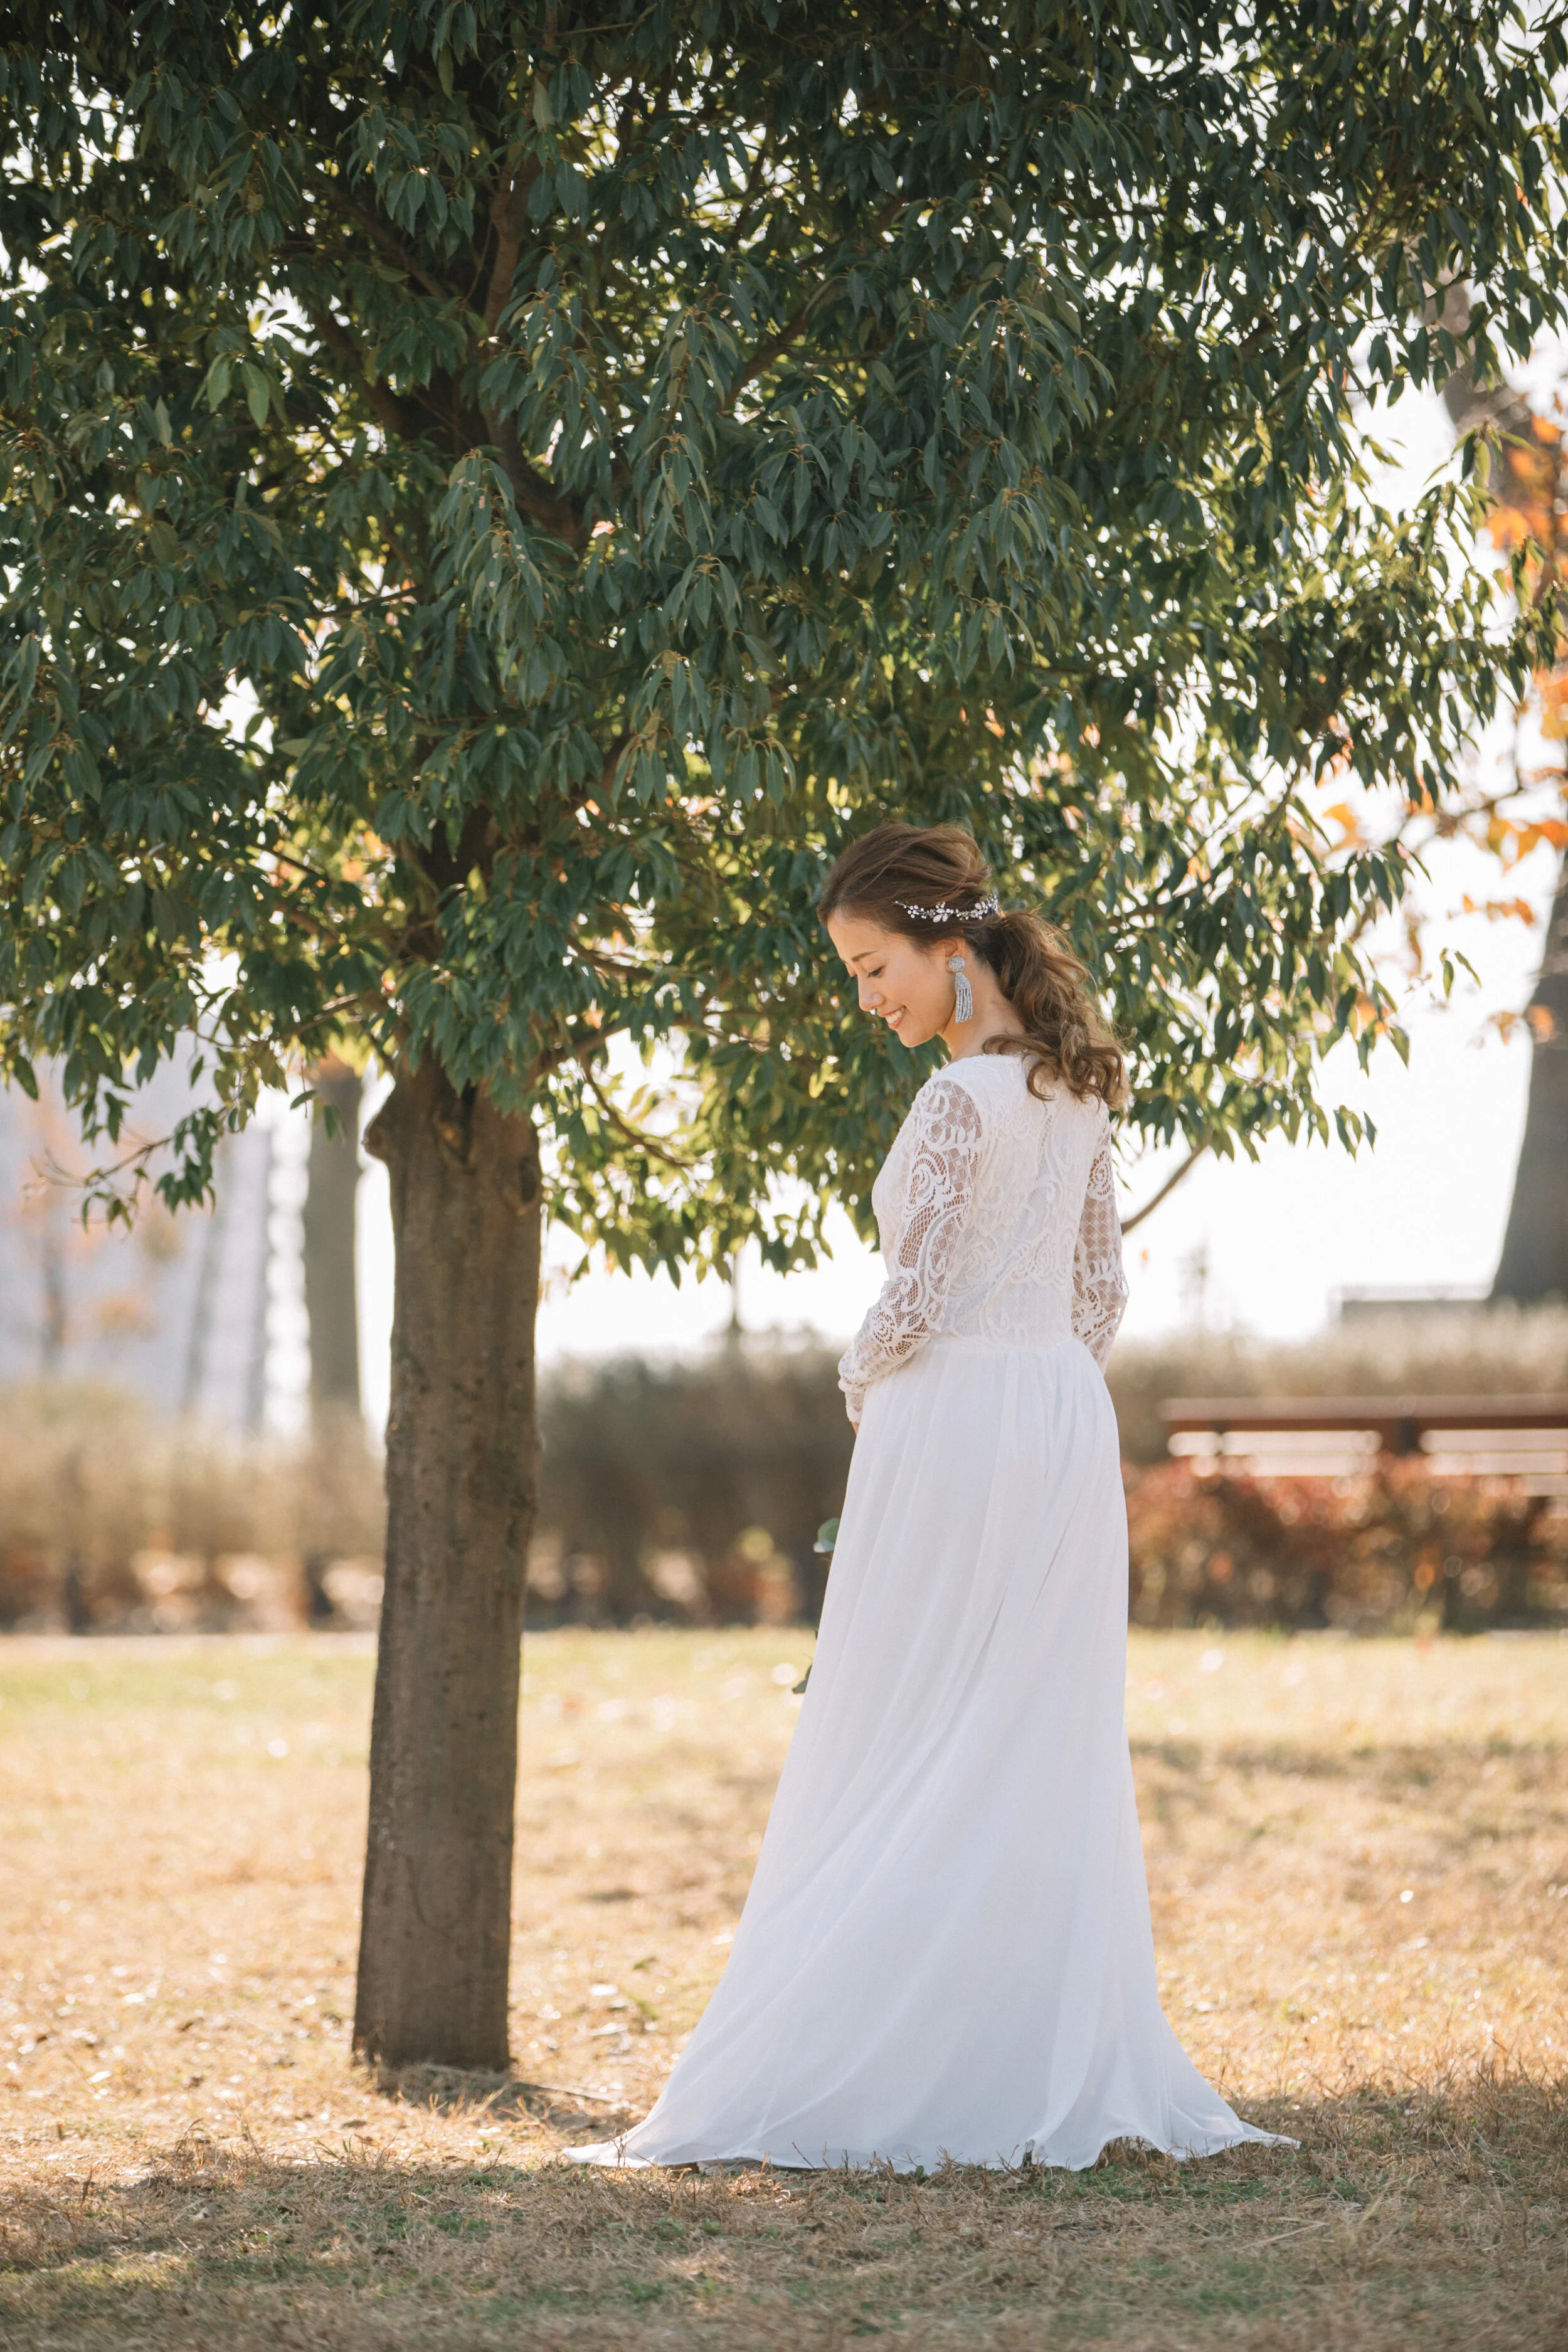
[1491,853,1568,1304]
[303,1057,364,1421]
[352,1062,542,2071]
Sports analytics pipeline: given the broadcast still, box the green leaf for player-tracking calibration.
[242,364,271,429]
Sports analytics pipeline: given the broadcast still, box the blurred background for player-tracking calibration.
[3,376,1565,1646]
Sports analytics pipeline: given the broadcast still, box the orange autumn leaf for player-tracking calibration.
[1461,893,1537,924]
[1537,674,1568,741]
[1322,800,1365,846]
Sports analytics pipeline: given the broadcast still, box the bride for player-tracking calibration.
[575,822,1281,2172]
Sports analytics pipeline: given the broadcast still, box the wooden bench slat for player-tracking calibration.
[1159,1395,1568,1438]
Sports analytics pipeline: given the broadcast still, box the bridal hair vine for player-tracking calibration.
[893,893,1000,924]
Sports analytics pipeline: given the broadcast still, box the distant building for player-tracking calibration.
[0,1062,273,1428]
[1332,1285,1491,1322]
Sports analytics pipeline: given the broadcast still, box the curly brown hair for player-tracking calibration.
[819,822,1126,1106]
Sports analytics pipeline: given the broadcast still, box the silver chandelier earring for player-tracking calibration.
[948,952,973,1024]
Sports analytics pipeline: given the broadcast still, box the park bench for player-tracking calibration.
[1159,1395,1568,1496]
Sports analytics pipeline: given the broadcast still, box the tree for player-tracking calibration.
[3,2,1565,2069]
[301,1053,365,1624]
[1480,410,1568,1303]
[302,1057,364,1428]
[1492,857,1568,1300]
[1429,296,1568,1304]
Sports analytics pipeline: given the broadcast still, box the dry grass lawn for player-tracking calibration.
[1,1626,1564,2349]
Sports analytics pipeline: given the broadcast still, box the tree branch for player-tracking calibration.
[721,194,904,412]
[1121,1141,1207,1235]
[315,179,461,307]
[527,1025,611,1089]
[482,152,546,339]
[305,304,430,447]
[486,418,590,548]
[585,1069,696,1170]
[723,300,814,411]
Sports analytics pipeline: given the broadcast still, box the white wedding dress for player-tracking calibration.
[575,1052,1281,2171]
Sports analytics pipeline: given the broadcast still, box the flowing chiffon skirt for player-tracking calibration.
[578,1333,1283,2171]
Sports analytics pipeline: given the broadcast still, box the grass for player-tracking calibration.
[1,1626,1564,2349]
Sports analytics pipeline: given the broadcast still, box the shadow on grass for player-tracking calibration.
[371,2060,638,2136]
[1129,1736,1567,1784]
[1,2071,1564,2351]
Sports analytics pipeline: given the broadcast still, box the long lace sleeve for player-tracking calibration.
[837,1076,985,1426]
[1071,1126,1128,1371]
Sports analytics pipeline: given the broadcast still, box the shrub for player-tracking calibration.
[4,1332,1565,1637]
[1125,1459,1568,1632]
[0,1382,383,1631]
[531,1342,853,1626]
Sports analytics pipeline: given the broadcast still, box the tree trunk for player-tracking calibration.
[303,1057,364,1421]
[352,1062,542,2071]
[1491,852,1568,1304]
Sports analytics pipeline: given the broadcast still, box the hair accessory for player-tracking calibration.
[893,893,999,924]
[948,951,973,1024]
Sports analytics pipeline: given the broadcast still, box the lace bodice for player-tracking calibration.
[837,1056,1128,1424]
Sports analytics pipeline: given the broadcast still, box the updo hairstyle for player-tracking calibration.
[818,822,1125,1106]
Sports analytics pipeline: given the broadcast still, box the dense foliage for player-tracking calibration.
[3,1,1567,1267]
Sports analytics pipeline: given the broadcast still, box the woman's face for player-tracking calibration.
[825,910,955,1048]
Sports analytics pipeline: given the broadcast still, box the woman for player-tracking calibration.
[576,822,1281,2172]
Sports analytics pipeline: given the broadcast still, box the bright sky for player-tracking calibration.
[336,378,1564,1436]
